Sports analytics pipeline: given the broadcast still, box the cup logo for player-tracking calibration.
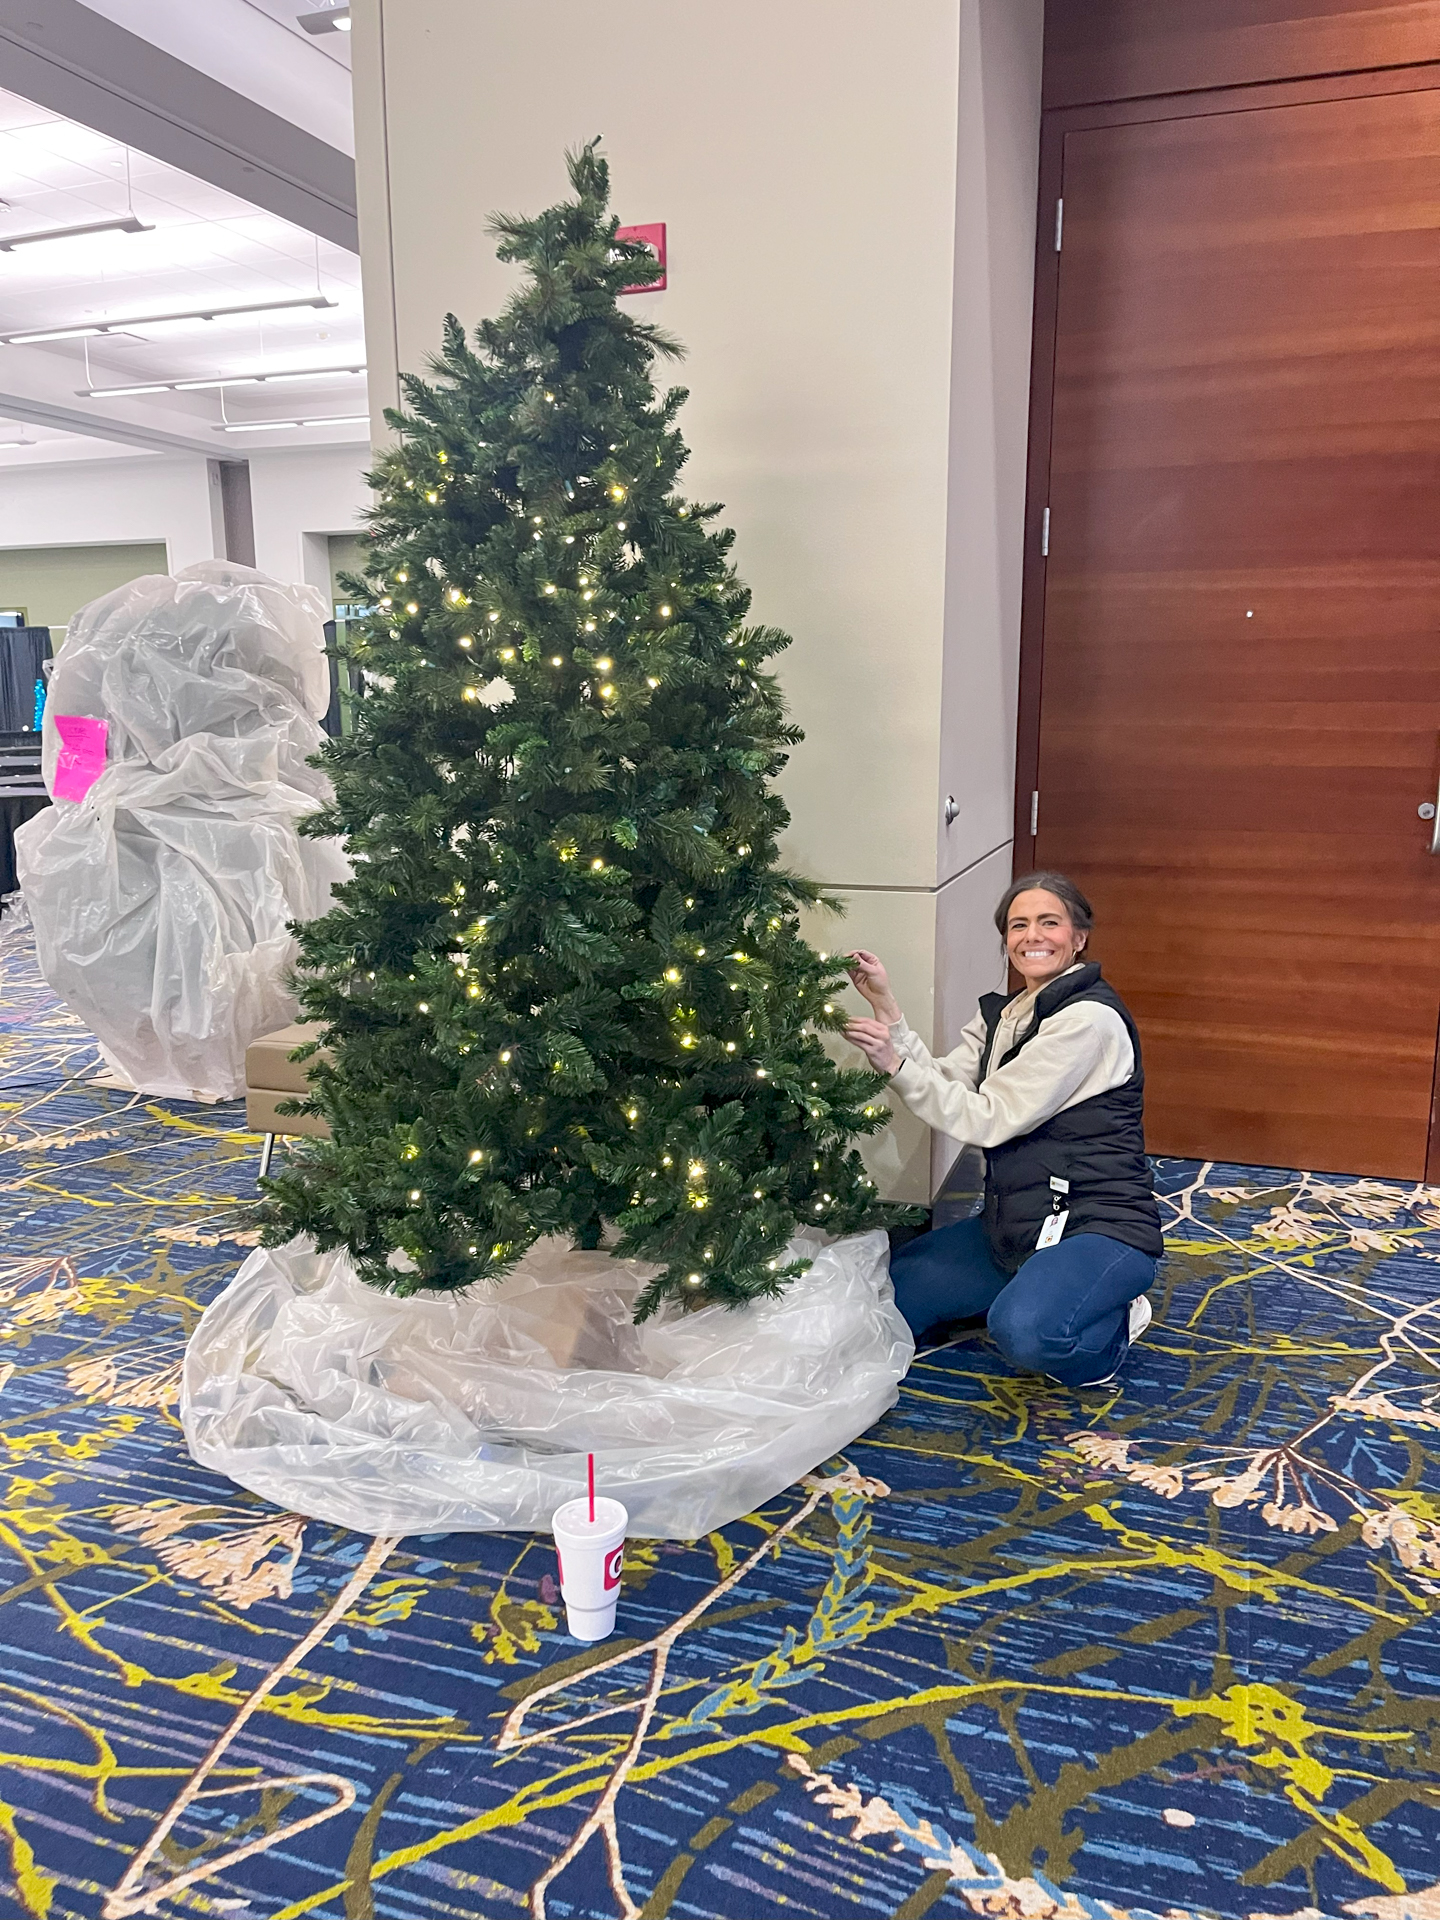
[604,1546,624,1590]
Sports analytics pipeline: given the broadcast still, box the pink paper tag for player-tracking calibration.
[53,714,108,803]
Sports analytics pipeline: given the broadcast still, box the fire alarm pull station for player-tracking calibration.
[616,222,667,294]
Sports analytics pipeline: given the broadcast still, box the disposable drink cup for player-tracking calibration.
[552,1495,628,1642]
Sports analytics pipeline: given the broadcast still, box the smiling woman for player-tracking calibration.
[845,871,1163,1387]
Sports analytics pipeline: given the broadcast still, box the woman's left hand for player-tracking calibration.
[846,1017,900,1076]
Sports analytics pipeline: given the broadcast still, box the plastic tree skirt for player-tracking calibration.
[181,1230,913,1539]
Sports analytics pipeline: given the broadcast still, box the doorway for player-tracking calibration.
[1018,77,1440,1178]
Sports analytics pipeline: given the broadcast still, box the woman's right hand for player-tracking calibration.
[846,949,902,1025]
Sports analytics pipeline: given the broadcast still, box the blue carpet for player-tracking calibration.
[0,903,1436,1920]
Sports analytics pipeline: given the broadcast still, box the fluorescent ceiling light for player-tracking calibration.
[298,6,351,30]
[0,215,154,252]
[1,294,336,346]
[217,413,370,432]
[80,363,366,398]
[0,436,36,447]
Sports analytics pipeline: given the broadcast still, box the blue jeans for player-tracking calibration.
[889,1216,1157,1387]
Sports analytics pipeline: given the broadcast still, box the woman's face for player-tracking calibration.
[1005,889,1085,992]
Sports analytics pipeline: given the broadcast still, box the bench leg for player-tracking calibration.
[258,1133,276,1182]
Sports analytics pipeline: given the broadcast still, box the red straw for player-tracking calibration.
[587,1452,595,1524]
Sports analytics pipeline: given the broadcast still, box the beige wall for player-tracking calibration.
[351,0,1042,1199]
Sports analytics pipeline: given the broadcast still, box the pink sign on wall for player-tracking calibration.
[52,714,108,803]
[616,222,667,295]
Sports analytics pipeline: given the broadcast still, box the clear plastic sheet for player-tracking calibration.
[15,561,348,1101]
[181,1230,913,1539]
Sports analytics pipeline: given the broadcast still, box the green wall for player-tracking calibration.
[0,543,169,634]
[328,534,369,609]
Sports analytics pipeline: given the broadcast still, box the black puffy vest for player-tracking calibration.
[978,964,1163,1276]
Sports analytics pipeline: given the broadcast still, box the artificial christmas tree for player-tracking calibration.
[262,143,915,1317]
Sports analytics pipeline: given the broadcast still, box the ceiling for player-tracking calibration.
[81,0,354,154]
[0,1,365,468]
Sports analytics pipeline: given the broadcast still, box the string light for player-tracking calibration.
[469,1149,484,1163]
[458,636,473,649]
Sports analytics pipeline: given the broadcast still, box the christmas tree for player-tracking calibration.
[262,142,915,1318]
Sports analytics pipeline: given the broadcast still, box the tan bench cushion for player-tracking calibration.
[244,1021,329,1095]
[245,1089,331,1139]
[244,1021,332,1141]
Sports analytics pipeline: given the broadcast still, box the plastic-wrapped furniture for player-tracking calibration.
[15,561,349,1102]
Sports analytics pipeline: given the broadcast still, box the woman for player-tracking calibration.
[845,872,1162,1387]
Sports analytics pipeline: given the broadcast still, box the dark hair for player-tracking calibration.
[993,870,1094,940]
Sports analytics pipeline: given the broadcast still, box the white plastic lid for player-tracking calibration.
[552,1495,627,1542]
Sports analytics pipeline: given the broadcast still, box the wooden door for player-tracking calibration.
[1030,85,1440,1177]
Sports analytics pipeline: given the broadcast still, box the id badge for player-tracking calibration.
[1036,1208,1069,1249]
[1036,1175,1070,1250]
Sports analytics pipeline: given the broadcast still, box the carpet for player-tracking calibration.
[0,903,1436,1920]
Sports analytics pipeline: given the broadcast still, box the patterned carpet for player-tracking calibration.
[0,901,1437,1920]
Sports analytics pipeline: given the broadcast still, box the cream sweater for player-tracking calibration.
[888,966,1134,1148]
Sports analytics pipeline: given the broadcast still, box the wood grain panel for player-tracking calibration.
[1035,87,1440,1176]
[1044,0,1440,109]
